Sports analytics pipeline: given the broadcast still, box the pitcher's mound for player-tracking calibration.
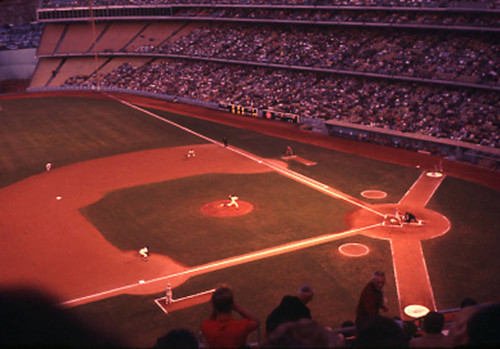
[201,201,254,217]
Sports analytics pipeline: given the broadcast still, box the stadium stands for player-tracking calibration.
[0,23,43,51]
[39,0,498,10]
[14,0,500,153]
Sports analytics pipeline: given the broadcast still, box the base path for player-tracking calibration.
[399,171,445,207]
[391,239,436,316]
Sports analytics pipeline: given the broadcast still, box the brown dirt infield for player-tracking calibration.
[200,200,254,217]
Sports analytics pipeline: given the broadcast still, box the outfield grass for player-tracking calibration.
[424,177,500,309]
[2,96,499,347]
[145,106,422,202]
[0,97,206,187]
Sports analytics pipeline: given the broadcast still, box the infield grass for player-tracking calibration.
[81,172,354,266]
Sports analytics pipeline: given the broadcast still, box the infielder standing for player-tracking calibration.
[139,246,149,261]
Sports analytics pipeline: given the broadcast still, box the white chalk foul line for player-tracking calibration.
[107,94,385,217]
[231,147,385,217]
[61,223,382,306]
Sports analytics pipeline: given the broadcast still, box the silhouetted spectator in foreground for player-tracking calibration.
[200,286,259,348]
[155,328,199,348]
[461,297,478,308]
[409,311,451,348]
[336,320,356,346]
[448,299,487,346]
[0,287,119,347]
[265,284,315,336]
[468,302,500,346]
[265,318,343,348]
[401,320,419,344]
[355,316,407,348]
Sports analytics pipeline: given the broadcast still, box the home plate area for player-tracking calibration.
[154,289,216,314]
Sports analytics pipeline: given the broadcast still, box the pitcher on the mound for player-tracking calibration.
[221,194,239,210]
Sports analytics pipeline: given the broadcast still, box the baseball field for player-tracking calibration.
[0,92,498,347]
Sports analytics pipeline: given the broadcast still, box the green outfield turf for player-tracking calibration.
[0,97,206,188]
[1,95,499,347]
[424,177,500,310]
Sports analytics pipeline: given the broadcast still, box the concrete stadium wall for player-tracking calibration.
[0,48,37,80]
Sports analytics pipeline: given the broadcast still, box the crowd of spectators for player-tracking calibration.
[155,24,499,86]
[153,281,500,348]
[145,284,500,347]
[0,23,44,51]
[40,0,499,10]
[64,58,499,148]
[3,263,499,348]
[37,2,500,28]
[171,7,500,28]
[35,0,500,150]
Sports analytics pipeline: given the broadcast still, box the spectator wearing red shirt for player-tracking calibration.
[201,286,259,348]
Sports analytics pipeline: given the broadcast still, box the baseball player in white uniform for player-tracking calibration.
[186,149,195,158]
[165,283,173,304]
[226,195,239,210]
[139,246,149,261]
